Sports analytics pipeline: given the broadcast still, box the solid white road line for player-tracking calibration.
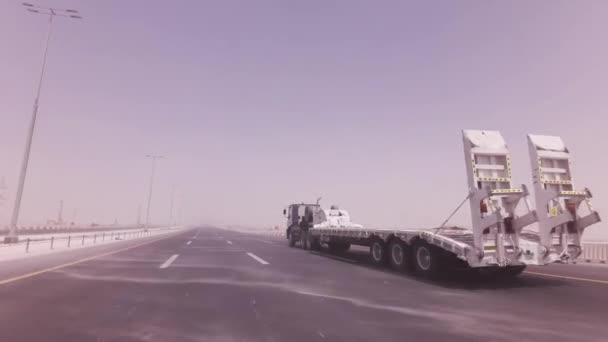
[160,254,179,269]
[186,241,192,245]
[247,252,269,265]
[525,271,608,285]
[227,240,233,245]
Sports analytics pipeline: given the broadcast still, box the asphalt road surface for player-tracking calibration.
[1,226,607,342]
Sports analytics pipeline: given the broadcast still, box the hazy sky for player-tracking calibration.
[1,1,608,239]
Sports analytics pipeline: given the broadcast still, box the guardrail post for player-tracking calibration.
[93,234,97,243]
[68,235,71,247]
[82,234,85,245]
[110,232,113,240]
[26,238,30,253]
[50,236,54,250]
[102,232,105,241]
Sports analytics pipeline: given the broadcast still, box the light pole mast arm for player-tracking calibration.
[35,12,55,101]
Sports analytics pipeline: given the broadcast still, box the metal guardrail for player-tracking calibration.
[579,242,608,264]
[0,227,179,254]
[257,230,285,238]
[0,224,157,237]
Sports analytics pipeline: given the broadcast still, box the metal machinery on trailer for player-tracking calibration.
[283,130,601,278]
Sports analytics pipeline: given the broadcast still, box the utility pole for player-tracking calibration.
[145,155,163,229]
[169,185,175,226]
[0,177,6,224]
[0,177,6,208]
[177,193,184,226]
[57,199,63,225]
[137,204,141,226]
[6,3,82,243]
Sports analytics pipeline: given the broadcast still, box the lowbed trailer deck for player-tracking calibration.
[308,225,545,277]
[285,130,601,278]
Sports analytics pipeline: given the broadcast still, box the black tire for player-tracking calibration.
[301,230,309,250]
[288,231,296,247]
[388,239,413,272]
[369,239,388,267]
[308,233,322,251]
[413,240,442,278]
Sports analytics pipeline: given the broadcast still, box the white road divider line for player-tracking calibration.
[160,254,179,269]
[247,252,269,265]
[186,241,192,245]
[227,240,233,245]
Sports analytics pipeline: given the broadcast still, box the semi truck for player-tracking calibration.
[283,130,601,278]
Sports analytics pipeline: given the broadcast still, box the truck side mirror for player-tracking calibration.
[283,209,286,216]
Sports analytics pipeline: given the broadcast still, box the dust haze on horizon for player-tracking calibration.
[1,1,608,240]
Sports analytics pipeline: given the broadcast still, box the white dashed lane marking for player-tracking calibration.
[160,254,179,269]
[247,252,269,265]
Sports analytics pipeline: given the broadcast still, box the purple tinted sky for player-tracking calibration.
[1,1,607,239]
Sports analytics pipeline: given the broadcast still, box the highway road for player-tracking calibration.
[1,226,607,342]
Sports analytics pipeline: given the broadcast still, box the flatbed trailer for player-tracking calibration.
[285,130,601,278]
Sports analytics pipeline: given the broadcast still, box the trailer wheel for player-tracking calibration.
[370,240,388,266]
[388,239,412,272]
[413,240,442,278]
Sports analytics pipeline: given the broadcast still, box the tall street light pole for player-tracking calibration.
[6,3,82,243]
[145,155,164,229]
[169,184,176,226]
